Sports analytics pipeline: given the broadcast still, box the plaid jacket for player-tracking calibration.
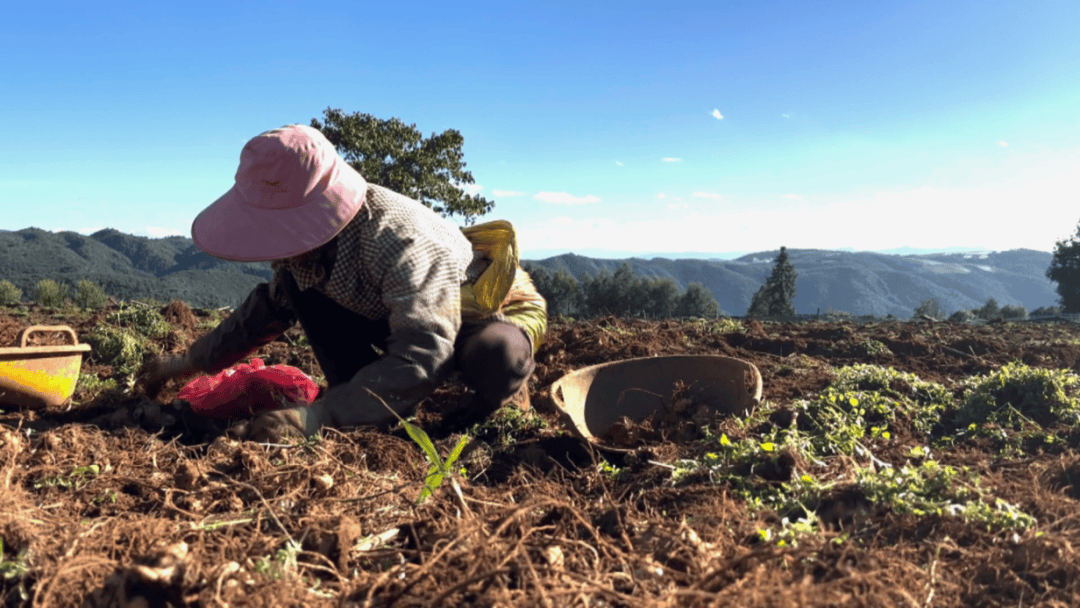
[186,184,546,433]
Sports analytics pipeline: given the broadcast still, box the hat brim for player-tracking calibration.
[192,163,366,262]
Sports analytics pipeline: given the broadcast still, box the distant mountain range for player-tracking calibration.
[520,245,1006,260]
[0,227,1060,317]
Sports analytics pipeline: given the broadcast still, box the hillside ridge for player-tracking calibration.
[0,227,1059,316]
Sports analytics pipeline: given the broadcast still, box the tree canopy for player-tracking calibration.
[913,298,945,320]
[310,108,493,225]
[746,246,797,317]
[1047,221,1080,313]
[523,261,721,319]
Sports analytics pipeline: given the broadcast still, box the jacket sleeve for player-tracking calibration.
[296,235,465,432]
[186,274,298,375]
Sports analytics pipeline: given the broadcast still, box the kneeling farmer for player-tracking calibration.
[137,124,546,441]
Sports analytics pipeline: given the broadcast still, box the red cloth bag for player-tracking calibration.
[177,358,319,419]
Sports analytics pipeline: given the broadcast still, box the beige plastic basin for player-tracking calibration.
[551,355,762,444]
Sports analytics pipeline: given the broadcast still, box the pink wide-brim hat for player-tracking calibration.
[192,124,367,262]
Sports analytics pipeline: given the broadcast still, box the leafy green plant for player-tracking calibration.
[690,317,743,334]
[407,425,468,504]
[598,459,625,481]
[35,279,68,308]
[831,364,950,403]
[476,405,547,447]
[855,339,891,357]
[194,307,228,330]
[74,279,109,310]
[34,464,100,491]
[711,317,744,333]
[76,372,118,401]
[954,361,1080,431]
[106,302,171,339]
[769,515,821,548]
[671,363,1039,539]
[197,509,258,532]
[253,540,301,581]
[93,489,118,504]
[794,389,897,456]
[673,431,815,516]
[84,326,146,375]
[0,280,22,306]
[0,538,30,581]
[369,389,469,504]
[856,461,956,517]
[0,536,30,602]
[855,460,1035,530]
[598,324,634,337]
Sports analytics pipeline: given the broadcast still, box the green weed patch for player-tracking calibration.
[674,363,1044,543]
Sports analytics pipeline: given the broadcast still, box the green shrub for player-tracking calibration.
[1031,306,1062,317]
[794,365,954,454]
[74,280,109,310]
[831,364,953,411]
[75,371,118,402]
[107,304,171,339]
[999,304,1028,320]
[84,327,145,375]
[954,361,1080,430]
[949,310,975,323]
[35,279,68,308]
[0,280,22,306]
[855,338,891,357]
[794,388,899,456]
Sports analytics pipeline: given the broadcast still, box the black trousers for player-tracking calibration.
[280,276,535,415]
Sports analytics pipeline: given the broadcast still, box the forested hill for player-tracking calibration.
[523,249,1057,319]
[0,227,1059,317]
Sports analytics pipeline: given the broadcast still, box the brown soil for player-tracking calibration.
[3,304,1080,606]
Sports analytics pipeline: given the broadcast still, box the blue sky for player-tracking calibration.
[2,0,1079,259]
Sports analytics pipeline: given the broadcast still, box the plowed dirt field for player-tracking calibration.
[4,300,1080,607]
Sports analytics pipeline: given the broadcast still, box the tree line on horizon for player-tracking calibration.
[521,262,721,319]
[522,247,801,320]
[911,297,1058,322]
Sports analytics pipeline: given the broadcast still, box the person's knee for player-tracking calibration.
[458,322,534,399]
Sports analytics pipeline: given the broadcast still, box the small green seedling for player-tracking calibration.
[0,538,30,580]
[34,464,100,491]
[368,389,469,504]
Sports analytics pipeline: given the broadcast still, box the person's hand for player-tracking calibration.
[135,354,198,399]
[229,408,307,443]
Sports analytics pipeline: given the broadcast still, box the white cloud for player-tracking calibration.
[615,161,624,166]
[516,145,1080,254]
[711,109,723,120]
[998,140,1009,147]
[144,226,188,238]
[657,193,683,202]
[459,183,484,195]
[782,193,803,201]
[492,189,524,197]
[534,191,602,205]
[781,114,790,119]
[76,226,106,235]
[691,191,723,200]
[662,157,682,163]
[667,202,689,210]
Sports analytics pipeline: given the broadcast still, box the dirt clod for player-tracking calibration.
[159,299,198,331]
